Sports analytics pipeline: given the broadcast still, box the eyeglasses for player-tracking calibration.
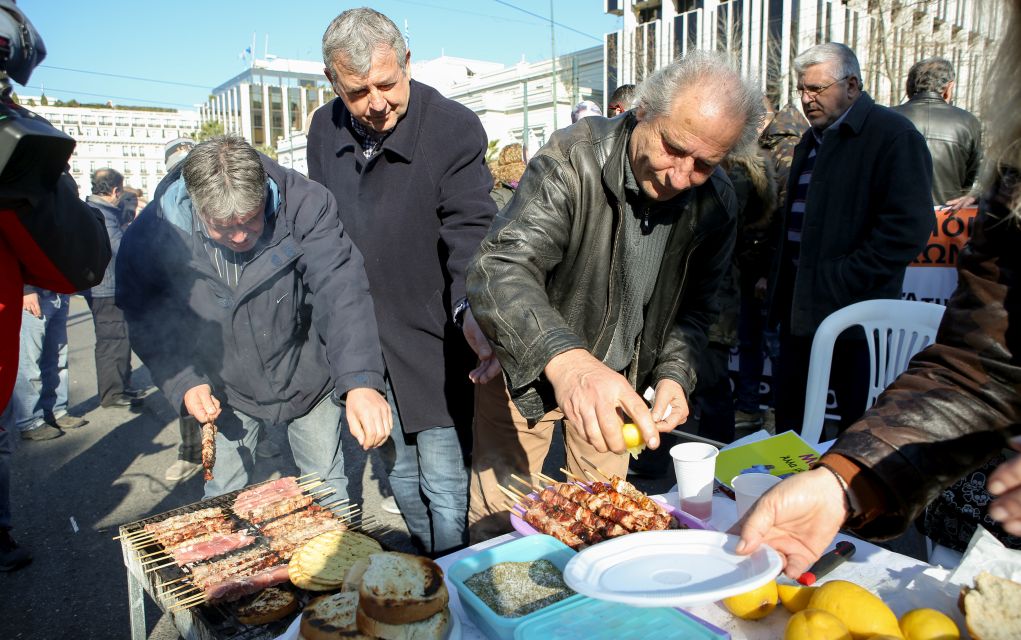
[797,76,849,100]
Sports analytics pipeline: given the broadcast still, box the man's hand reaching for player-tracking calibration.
[545,349,658,454]
[345,387,393,450]
[462,307,502,384]
[183,384,222,424]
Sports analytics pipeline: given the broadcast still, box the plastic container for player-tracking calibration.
[513,598,730,640]
[446,535,585,640]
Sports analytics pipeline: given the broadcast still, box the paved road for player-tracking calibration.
[0,296,676,639]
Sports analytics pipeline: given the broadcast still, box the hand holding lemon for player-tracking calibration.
[621,423,647,459]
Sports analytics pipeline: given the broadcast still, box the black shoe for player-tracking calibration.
[50,415,88,430]
[20,425,63,441]
[0,529,32,572]
[100,395,144,408]
[123,387,147,399]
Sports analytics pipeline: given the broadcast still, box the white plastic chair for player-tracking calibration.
[800,299,946,445]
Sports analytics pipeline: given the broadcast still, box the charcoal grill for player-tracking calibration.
[118,478,391,640]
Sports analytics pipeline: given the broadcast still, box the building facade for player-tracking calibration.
[604,0,1003,113]
[202,57,336,149]
[22,97,199,199]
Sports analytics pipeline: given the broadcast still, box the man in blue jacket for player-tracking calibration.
[116,135,392,500]
[307,7,498,555]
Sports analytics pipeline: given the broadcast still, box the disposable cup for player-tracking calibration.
[732,473,783,519]
[670,442,719,521]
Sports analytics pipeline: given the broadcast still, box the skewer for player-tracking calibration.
[145,560,177,573]
[330,502,359,515]
[137,548,170,560]
[142,555,174,566]
[296,472,318,480]
[297,479,322,488]
[509,473,541,492]
[533,471,557,484]
[559,468,585,482]
[164,583,199,597]
[121,531,155,542]
[338,510,363,525]
[130,540,158,551]
[497,485,525,505]
[320,497,351,509]
[161,575,189,586]
[170,596,207,612]
[579,456,614,481]
[308,486,335,497]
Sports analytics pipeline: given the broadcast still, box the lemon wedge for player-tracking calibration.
[621,423,646,459]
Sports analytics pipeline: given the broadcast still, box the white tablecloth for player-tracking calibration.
[434,493,964,639]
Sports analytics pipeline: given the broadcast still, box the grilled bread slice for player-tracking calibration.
[356,606,450,640]
[299,591,376,640]
[962,571,1021,640]
[289,530,383,590]
[236,587,298,625]
[356,552,449,625]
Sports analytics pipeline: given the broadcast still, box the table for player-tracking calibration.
[433,493,965,639]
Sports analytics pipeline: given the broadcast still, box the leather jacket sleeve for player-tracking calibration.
[828,170,1021,540]
[467,151,588,392]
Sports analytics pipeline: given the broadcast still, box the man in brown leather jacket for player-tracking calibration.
[465,52,765,541]
[892,57,982,208]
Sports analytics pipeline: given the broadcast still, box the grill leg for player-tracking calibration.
[127,564,147,640]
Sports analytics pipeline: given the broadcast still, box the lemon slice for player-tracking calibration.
[622,423,646,459]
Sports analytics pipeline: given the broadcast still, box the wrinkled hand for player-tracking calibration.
[732,467,848,578]
[754,277,768,301]
[344,387,393,450]
[545,349,657,454]
[943,194,977,212]
[988,439,1021,536]
[22,293,41,318]
[462,307,502,384]
[183,384,222,424]
[651,378,689,432]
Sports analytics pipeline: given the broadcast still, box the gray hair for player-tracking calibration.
[793,42,862,84]
[182,135,266,223]
[634,50,766,151]
[906,57,955,96]
[322,7,407,75]
[571,100,603,123]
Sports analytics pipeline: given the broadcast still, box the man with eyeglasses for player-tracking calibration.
[766,42,934,436]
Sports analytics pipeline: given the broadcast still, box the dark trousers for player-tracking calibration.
[179,416,202,463]
[87,296,132,404]
[773,325,870,436]
[692,342,737,444]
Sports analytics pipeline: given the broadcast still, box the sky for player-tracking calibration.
[19,0,622,111]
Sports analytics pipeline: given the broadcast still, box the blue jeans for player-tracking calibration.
[379,379,468,556]
[0,402,14,529]
[13,292,70,431]
[203,394,347,502]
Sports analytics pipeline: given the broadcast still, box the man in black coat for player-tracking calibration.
[307,8,498,555]
[116,136,391,500]
[892,57,982,208]
[767,43,934,435]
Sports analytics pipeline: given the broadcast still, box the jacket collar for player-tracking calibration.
[601,112,638,203]
[906,91,946,105]
[828,91,875,138]
[330,79,426,163]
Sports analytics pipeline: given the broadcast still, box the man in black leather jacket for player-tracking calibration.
[465,52,765,540]
[892,57,982,207]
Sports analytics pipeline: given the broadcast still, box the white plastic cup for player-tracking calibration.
[670,442,719,521]
[732,473,783,519]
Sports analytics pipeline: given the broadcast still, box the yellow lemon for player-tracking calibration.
[809,580,903,639]
[621,423,646,459]
[778,582,818,613]
[784,609,852,640]
[722,580,778,620]
[899,608,960,640]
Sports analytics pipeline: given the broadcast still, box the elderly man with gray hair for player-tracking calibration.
[892,57,982,208]
[307,7,497,555]
[466,51,764,541]
[767,42,934,436]
[116,135,392,500]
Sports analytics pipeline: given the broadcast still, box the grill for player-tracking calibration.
[118,477,393,640]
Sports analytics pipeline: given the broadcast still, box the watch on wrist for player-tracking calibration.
[452,297,470,329]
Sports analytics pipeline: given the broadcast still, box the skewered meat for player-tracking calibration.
[188,546,281,587]
[232,477,302,514]
[606,475,679,525]
[143,507,224,536]
[201,422,217,481]
[149,515,236,549]
[236,493,314,523]
[203,564,291,602]
[538,487,628,537]
[522,502,585,548]
[171,532,257,566]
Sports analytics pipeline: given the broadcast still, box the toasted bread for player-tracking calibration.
[962,571,1021,640]
[343,557,371,592]
[356,605,450,640]
[356,552,449,625]
[289,530,383,590]
[300,591,377,640]
[236,587,298,625]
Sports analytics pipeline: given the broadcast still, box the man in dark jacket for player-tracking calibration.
[768,43,934,435]
[892,57,983,208]
[85,168,142,409]
[466,52,765,541]
[116,136,391,500]
[307,8,497,555]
